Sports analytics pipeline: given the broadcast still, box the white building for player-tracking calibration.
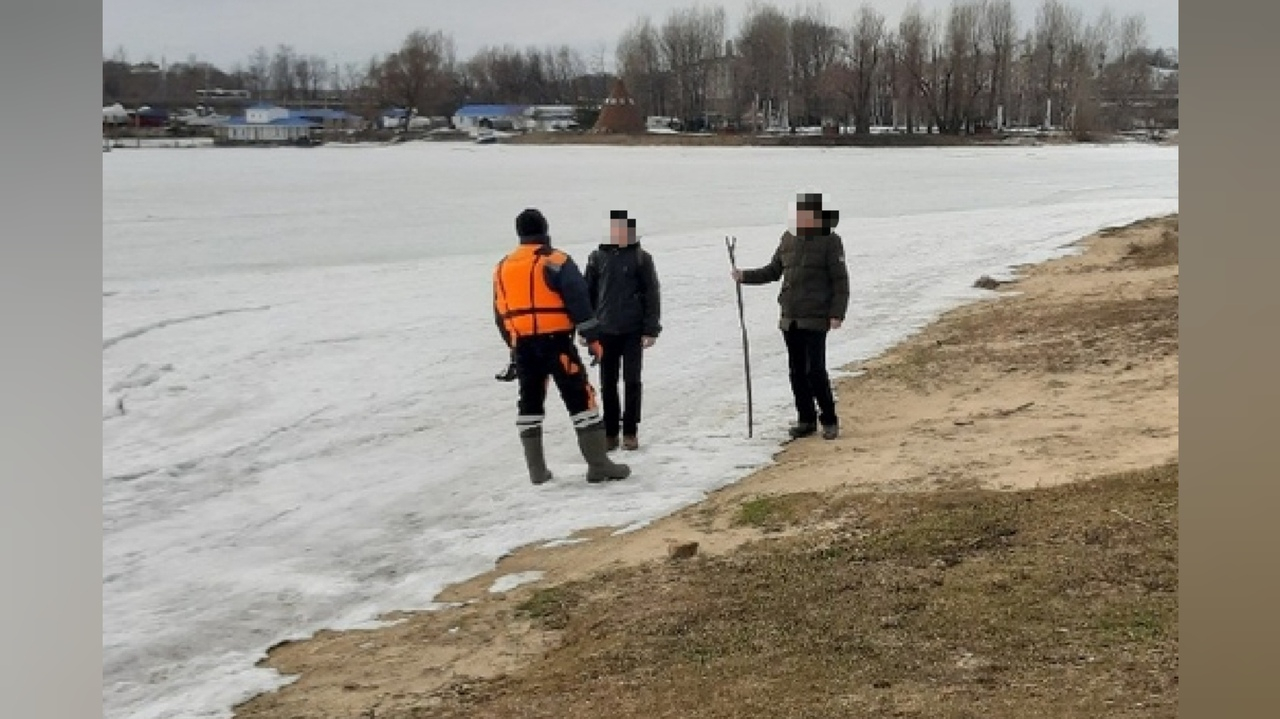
[221,104,319,143]
[452,105,530,132]
[524,105,579,131]
[103,103,130,126]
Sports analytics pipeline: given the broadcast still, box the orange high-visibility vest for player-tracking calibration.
[494,244,575,342]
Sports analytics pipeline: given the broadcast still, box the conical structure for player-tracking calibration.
[591,78,646,134]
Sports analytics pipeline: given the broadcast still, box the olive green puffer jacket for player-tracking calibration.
[739,231,850,331]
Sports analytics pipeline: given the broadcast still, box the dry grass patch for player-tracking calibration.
[734,492,826,531]
[871,218,1178,390]
[1123,226,1179,268]
[416,465,1178,719]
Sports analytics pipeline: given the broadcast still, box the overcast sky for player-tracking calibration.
[103,0,1177,71]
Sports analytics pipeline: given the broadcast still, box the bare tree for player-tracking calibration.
[465,46,521,102]
[788,4,843,126]
[658,5,727,128]
[543,46,585,102]
[1059,8,1115,135]
[617,16,668,117]
[308,55,331,101]
[1109,13,1151,126]
[952,1,987,133]
[292,55,314,101]
[847,4,887,133]
[244,47,271,102]
[351,56,385,121]
[1086,8,1116,71]
[380,29,457,120]
[270,44,299,103]
[896,2,933,133]
[735,2,791,130]
[983,0,1017,127]
[1032,0,1083,127]
[900,3,978,134]
[1117,13,1147,63]
[461,44,577,104]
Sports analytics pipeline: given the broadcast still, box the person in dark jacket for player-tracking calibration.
[732,193,850,440]
[584,210,662,451]
[493,208,631,484]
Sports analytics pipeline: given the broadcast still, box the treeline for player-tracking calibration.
[102,34,609,119]
[617,0,1176,133]
[103,0,1177,133]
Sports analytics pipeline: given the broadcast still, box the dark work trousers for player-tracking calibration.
[782,324,838,426]
[513,332,601,432]
[597,332,645,438]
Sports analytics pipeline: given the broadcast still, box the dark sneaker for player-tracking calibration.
[822,423,839,440]
[606,435,620,452]
[788,422,817,439]
[622,435,639,451]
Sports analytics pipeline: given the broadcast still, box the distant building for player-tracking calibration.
[132,106,170,128]
[220,104,319,143]
[103,103,130,127]
[452,104,530,132]
[646,116,681,132]
[1150,66,1179,90]
[195,88,252,102]
[591,80,645,134]
[378,108,411,130]
[290,108,364,131]
[408,115,451,131]
[524,105,579,132]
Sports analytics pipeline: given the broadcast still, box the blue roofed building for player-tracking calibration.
[219,104,363,144]
[220,104,319,143]
[289,107,364,130]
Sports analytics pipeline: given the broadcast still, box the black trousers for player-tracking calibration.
[782,325,838,426]
[513,333,600,432]
[597,332,644,437]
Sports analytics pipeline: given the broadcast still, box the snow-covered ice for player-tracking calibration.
[540,537,590,548]
[103,142,1177,719]
[488,571,547,594]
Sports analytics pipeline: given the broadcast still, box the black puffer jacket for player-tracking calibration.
[739,230,849,331]
[584,243,662,337]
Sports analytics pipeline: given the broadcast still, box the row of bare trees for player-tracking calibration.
[615,0,1173,133]
[104,0,1174,133]
[104,34,605,120]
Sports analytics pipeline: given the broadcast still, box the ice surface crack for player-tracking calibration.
[103,306,271,350]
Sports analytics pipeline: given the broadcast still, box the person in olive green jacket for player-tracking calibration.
[732,193,850,440]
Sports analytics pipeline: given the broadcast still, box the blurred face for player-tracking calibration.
[609,219,633,245]
[794,207,821,231]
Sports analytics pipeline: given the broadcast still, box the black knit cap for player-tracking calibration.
[796,192,823,211]
[515,208,549,239]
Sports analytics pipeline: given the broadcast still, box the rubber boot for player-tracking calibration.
[519,427,554,485]
[576,423,631,483]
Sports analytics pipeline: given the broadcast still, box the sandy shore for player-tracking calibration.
[235,215,1178,718]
